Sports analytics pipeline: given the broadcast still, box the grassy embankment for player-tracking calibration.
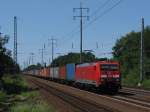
[0,74,55,112]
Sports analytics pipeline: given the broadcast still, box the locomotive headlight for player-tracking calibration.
[116,78,119,81]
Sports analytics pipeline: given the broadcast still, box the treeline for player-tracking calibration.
[52,52,110,67]
[25,52,108,70]
[0,34,20,78]
[112,26,150,86]
[51,52,96,66]
[24,63,42,71]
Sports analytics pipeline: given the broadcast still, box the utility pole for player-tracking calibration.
[49,58,51,65]
[39,44,46,66]
[48,37,56,78]
[0,29,2,53]
[39,48,44,66]
[26,61,28,68]
[49,37,56,67]
[23,61,26,70]
[0,27,2,45]
[96,42,99,49]
[0,26,2,37]
[14,16,17,64]
[138,18,144,86]
[73,2,89,63]
[30,53,34,65]
[28,56,31,65]
[72,42,74,49]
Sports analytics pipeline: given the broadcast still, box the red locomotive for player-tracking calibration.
[76,61,121,92]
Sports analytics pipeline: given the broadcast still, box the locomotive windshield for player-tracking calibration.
[101,64,118,71]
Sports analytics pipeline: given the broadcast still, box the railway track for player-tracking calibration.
[121,87,150,95]
[116,87,150,104]
[28,77,117,112]
[111,95,150,108]
[26,76,150,112]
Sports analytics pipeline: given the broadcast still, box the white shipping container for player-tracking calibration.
[53,67,59,78]
[50,67,59,79]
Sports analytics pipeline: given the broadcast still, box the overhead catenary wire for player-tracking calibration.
[85,0,123,29]
[58,0,123,47]
[90,0,111,17]
[58,0,111,44]
[53,0,123,61]
[36,0,123,65]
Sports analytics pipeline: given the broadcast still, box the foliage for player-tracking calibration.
[20,91,39,99]
[24,63,42,71]
[0,34,20,79]
[122,68,139,86]
[0,75,55,112]
[142,79,150,88]
[51,52,97,67]
[2,75,28,94]
[113,26,150,86]
[11,101,55,112]
[0,91,6,102]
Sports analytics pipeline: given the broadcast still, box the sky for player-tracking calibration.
[0,0,150,69]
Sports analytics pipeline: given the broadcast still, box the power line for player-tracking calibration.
[85,0,123,29]
[90,0,111,17]
[35,0,123,63]
[58,0,123,47]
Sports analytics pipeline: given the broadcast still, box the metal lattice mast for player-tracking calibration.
[49,37,56,67]
[14,16,17,64]
[73,2,89,63]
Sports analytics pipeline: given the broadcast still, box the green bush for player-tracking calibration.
[142,79,150,88]
[122,68,140,86]
[0,91,6,102]
[2,75,28,94]
[1,74,55,112]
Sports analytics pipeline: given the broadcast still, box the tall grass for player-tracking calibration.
[0,74,55,112]
[11,101,55,112]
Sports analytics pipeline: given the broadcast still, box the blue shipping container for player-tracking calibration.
[66,63,75,81]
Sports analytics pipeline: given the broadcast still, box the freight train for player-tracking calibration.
[25,61,121,92]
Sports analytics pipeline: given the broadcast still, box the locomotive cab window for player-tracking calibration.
[101,64,118,71]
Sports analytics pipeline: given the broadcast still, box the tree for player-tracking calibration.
[0,34,20,79]
[112,26,150,84]
[0,35,9,79]
[51,52,96,67]
[24,63,42,71]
